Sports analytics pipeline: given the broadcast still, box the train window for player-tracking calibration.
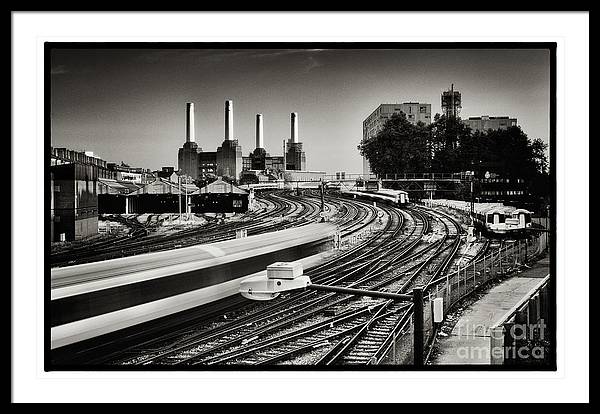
[525,214,532,223]
[498,214,505,223]
[487,214,494,223]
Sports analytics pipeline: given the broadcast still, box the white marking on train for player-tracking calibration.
[195,245,226,257]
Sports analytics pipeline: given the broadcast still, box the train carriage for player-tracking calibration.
[428,199,533,237]
[472,204,532,236]
[339,188,409,207]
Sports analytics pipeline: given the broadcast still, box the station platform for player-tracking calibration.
[431,256,550,365]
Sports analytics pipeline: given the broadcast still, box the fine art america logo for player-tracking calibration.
[454,320,550,363]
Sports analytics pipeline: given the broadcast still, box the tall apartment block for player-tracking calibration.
[361,102,432,176]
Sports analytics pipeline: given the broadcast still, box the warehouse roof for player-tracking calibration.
[198,178,248,194]
[128,178,199,195]
[98,179,143,195]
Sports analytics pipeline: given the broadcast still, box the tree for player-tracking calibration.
[358,113,430,175]
[357,112,549,198]
[477,126,548,181]
[429,114,472,172]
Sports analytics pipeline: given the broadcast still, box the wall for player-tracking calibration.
[192,193,249,213]
[216,140,243,180]
[51,163,99,241]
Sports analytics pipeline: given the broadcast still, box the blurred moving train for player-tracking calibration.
[340,188,410,207]
[50,223,336,350]
[425,199,532,236]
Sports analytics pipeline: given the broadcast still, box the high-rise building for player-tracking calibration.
[361,102,432,176]
[463,116,518,132]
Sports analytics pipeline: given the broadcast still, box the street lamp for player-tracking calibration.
[239,261,426,366]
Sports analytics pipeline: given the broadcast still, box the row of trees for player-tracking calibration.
[358,113,549,182]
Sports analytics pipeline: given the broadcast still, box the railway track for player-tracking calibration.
[305,207,464,366]
[50,191,336,267]
[101,201,434,366]
[81,198,480,367]
[86,196,387,364]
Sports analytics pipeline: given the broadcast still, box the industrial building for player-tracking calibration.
[125,177,198,214]
[177,102,203,181]
[51,147,112,178]
[240,110,306,173]
[97,179,143,214]
[361,102,432,176]
[50,148,117,241]
[177,101,308,183]
[51,162,100,242]
[285,112,307,171]
[198,152,217,176]
[177,100,243,182]
[106,162,153,184]
[243,112,292,175]
[463,115,518,132]
[51,147,167,238]
[191,178,250,214]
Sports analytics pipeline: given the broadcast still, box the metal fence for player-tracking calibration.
[379,231,549,365]
[420,233,549,361]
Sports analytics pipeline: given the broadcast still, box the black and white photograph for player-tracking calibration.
[12,11,588,403]
[47,44,556,369]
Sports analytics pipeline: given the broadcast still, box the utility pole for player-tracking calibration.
[283,139,286,172]
[178,174,182,223]
[470,177,475,224]
[413,286,424,366]
[319,179,325,222]
[185,176,188,220]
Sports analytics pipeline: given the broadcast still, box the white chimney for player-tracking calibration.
[225,100,233,141]
[256,114,264,149]
[291,112,298,143]
[186,102,195,143]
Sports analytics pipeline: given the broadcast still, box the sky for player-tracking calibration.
[51,47,550,173]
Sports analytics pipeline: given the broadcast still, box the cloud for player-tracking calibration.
[136,48,328,65]
[302,56,323,73]
[249,49,327,59]
[51,65,69,75]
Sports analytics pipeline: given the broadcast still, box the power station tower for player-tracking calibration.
[285,112,306,171]
[177,102,201,180]
[216,100,243,181]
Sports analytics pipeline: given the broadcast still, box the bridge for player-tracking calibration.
[322,172,473,194]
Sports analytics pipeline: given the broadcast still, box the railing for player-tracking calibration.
[377,172,470,181]
[322,173,471,182]
[426,235,547,312]
[422,234,548,362]
[378,232,549,365]
[489,275,551,366]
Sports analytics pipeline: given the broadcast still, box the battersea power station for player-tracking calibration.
[178,100,308,182]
